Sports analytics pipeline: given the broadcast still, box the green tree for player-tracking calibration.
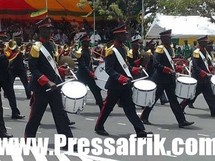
[157,0,215,22]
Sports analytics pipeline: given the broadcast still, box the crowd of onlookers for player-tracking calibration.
[0,18,122,45]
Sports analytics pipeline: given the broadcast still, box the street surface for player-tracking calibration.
[0,78,215,161]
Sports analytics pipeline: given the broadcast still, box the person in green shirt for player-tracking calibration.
[182,40,192,59]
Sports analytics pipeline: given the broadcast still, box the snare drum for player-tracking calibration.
[211,75,215,95]
[61,81,87,114]
[95,62,109,90]
[133,80,157,107]
[175,76,197,99]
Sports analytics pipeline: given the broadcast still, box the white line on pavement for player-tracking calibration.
[56,154,71,161]
[117,123,126,126]
[6,127,12,130]
[3,107,10,110]
[157,127,169,131]
[85,118,95,121]
[197,134,210,137]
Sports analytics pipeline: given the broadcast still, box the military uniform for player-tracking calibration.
[24,17,73,138]
[140,30,194,128]
[5,40,31,99]
[76,34,103,110]
[0,41,13,138]
[0,41,24,119]
[95,25,151,137]
[180,36,215,116]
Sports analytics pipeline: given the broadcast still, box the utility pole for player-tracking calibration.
[141,0,144,41]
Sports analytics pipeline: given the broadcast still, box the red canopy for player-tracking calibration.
[0,0,93,21]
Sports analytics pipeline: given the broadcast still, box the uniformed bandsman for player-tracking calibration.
[24,17,74,143]
[140,29,194,128]
[95,24,152,137]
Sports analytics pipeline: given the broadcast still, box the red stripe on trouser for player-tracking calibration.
[95,92,109,129]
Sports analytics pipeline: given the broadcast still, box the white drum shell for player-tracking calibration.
[95,62,109,90]
[211,75,215,95]
[132,80,157,107]
[61,81,87,114]
[175,76,197,99]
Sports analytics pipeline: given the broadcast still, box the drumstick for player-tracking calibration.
[183,64,191,75]
[123,66,149,85]
[46,78,75,92]
[63,63,78,80]
[70,69,78,80]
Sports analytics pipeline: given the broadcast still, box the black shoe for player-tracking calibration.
[211,113,215,117]
[11,114,25,119]
[0,132,13,138]
[161,101,169,105]
[68,121,75,127]
[95,128,109,136]
[27,94,31,99]
[142,119,152,125]
[188,103,195,108]
[179,121,194,128]
[136,131,153,138]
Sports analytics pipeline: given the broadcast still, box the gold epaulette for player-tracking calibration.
[105,45,114,57]
[155,45,164,54]
[30,41,42,58]
[193,49,200,58]
[4,50,11,58]
[127,49,133,58]
[75,47,82,58]
[145,49,153,56]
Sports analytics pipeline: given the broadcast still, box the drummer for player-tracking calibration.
[94,24,152,137]
[75,33,104,111]
[24,17,74,143]
[180,36,215,117]
[140,29,194,128]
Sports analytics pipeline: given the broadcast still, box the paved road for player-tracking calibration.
[0,79,215,161]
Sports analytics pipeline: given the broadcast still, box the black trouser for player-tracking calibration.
[1,80,20,115]
[95,85,145,134]
[10,69,31,97]
[142,82,186,124]
[24,89,73,138]
[0,92,6,133]
[180,81,215,115]
[79,77,103,110]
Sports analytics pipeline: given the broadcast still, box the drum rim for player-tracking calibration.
[176,80,197,85]
[133,86,157,92]
[62,93,87,100]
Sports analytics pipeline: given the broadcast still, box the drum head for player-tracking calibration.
[211,75,215,84]
[61,81,87,99]
[177,76,197,84]
[134,80,156,91]
[95,62,109,90]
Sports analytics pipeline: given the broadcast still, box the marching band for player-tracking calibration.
[1,17,215,144]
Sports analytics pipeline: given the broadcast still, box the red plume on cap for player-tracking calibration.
[36,17,54,28]
[197,35,208,42]
[159,29,172,37]
[112,24,128,34]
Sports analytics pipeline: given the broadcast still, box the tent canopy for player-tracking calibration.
[146,14,215,39]
[0,0,93,21]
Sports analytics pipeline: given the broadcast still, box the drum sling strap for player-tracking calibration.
[40,45,62,81]
[199,51,210,72]
[163,47,175,70]
[113,47,133,79]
